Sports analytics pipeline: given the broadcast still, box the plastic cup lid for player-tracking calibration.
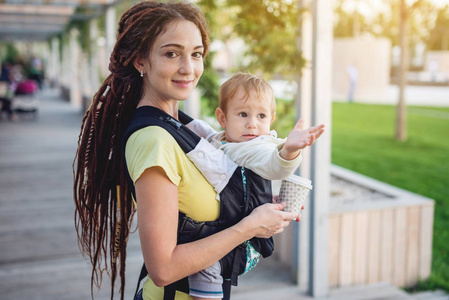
[284,175,313,190]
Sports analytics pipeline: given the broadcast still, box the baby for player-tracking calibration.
[187,72,325,300]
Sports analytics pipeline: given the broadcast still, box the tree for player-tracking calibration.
[396,0,427,141]
[427,5,449,50]
[333,0,372,37]
[224,0,306,79]
[194,0,221,115]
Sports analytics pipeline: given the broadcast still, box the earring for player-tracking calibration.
[140,70,144,77]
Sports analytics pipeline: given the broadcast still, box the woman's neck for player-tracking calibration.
[137,97,179,119]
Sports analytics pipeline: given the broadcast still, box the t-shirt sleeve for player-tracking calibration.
[125,126,182,186]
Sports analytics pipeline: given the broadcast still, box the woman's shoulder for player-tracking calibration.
[125,125,184,185]
[129,125,175,141]
[126,125,180,151]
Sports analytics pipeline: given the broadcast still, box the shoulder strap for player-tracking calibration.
[124,107,201,300]
[122,106,201,199]
[122,106,200,154]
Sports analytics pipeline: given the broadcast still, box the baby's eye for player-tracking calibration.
[258,114,266,119]
[165,51,178,58]
[238,112,247,117]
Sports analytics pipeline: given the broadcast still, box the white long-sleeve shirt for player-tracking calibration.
[185,119,302,184]
[208,131,302,181]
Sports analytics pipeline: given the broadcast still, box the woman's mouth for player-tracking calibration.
[172,80,193,88]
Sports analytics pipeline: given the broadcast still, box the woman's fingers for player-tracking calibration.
[250,203,298,238]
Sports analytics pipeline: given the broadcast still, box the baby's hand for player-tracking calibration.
[280,119,325,160]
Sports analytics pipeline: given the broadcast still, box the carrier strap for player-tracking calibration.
[122,106,200,200]
[133,263,148,300]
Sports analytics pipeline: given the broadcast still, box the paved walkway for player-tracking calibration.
[0,88,446,299]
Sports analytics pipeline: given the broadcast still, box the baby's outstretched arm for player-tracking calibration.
[279,119,325,160]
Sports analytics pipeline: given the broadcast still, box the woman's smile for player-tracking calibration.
[172,79,194,88]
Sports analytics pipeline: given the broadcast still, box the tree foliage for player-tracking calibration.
[224,0,305,79]
[426,5,449,50]
[333,0,440,49]
[195,0,221,114]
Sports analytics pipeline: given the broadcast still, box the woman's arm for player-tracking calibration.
[136,166,295,287]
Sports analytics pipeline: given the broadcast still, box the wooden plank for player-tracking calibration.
[419,204,434,280]
[328,215,341,287]
[367,210,381,284]
[339,213,354,286]
[406,206,420,286]
[353,211,368,284]
[380,209,394,283]
[393,207,407,287]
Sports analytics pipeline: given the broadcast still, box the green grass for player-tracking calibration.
[332,102,449,291]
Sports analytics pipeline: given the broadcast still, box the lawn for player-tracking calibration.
[331,102,449,291]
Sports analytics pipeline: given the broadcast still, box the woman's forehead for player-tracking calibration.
[154,20,203,47]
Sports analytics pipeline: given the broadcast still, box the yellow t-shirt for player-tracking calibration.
[125,126,219,300]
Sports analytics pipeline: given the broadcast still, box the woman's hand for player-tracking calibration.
[273,196,304,223]
[242,202,298,239]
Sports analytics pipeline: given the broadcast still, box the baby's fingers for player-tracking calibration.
[294,118,304,130]
[308,124,325,134]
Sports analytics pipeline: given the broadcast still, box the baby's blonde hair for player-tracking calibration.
[219,72,276,114]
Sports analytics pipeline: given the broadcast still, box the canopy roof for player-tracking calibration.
[0,0,121,41]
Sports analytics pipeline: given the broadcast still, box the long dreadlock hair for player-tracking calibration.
[73,1,210,299]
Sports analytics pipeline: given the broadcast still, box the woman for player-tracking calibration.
[73,1,298,300]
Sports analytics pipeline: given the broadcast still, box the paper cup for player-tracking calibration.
[278,175,313,215]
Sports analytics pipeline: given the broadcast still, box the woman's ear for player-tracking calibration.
[215,107,227,129]
[133,58,145,76]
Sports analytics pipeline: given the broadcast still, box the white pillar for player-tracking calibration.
[61,38,70,89]
[50,37,60,87]
[105,5,117,61]
[308,0,333,297]
[69,28,81,108]
[89,18,100,95]
[295,0,313,292]
[183,88,201,119]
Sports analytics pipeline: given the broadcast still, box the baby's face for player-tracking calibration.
[219,87,274,143]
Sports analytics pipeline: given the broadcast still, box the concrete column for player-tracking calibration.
[295,0,313,292]
[308,0,333,297]
[69,28,81,108]
[50,37,60,87]
[89,18,100,95]
[105,5,117,61]
[183,88,201,119]
[61,38,70,89]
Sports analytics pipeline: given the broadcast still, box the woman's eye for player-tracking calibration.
[193,52,204,58]
[258,114,266,119]
[166,51,178,58]
[238,112,247,117]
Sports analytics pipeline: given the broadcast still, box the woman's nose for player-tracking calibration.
[179,57,193,75]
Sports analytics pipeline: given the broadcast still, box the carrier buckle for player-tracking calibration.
[160,116,182,129]
[178,216,205,237]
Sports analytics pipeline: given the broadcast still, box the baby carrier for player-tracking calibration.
[122,106,274,300]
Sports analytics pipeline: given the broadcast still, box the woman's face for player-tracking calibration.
[141,20,204,105]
